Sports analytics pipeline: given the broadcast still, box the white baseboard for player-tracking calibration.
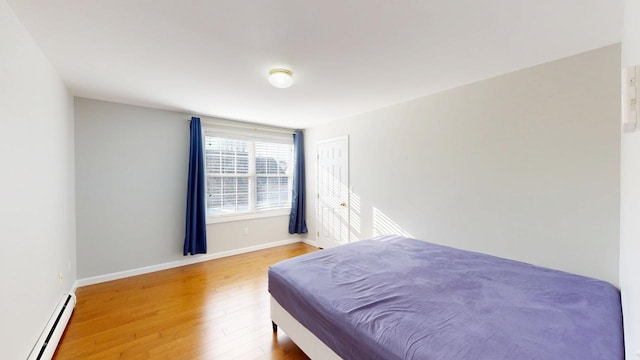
[74,238,301,288]
[302,238,319,247]
[70,281,79,294]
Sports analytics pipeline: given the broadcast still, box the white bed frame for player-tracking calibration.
[270,296,343,360]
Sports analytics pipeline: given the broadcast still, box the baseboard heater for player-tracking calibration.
[27,293,77,360]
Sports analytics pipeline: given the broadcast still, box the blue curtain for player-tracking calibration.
[184,117,207,255]
[289,130,308,234]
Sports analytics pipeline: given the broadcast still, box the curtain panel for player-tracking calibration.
[289,130,308,234]
[184,117,208,255]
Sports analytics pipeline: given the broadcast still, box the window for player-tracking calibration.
[203,127,293,222]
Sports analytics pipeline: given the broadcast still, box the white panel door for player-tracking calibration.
[317,136,349,249]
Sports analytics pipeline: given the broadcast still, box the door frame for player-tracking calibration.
[316,135,350,247]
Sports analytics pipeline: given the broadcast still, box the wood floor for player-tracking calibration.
[53,243,318,360]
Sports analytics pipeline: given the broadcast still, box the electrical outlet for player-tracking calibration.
[243,227,249,235]
[58,272,63,282]
[623,65,639,132]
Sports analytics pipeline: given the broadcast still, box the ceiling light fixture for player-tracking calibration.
[268,68,294,88]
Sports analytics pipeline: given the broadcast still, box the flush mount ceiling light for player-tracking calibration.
[268,68,293,88]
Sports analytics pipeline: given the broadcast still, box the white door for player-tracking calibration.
[317,136,349,249]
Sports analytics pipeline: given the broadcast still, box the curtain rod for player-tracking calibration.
[187,117,295,135]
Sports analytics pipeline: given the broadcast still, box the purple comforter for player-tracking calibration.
[268,236,623,360]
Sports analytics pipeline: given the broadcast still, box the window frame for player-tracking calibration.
[202,126,294,224]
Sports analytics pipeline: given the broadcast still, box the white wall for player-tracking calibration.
[0,1,76,358]
[620,0,640,357]
[304,44,621,285]
[75,98,297,278]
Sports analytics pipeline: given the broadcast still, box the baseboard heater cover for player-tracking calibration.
[27,293,77,360]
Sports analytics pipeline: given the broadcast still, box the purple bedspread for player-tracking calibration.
[268,236,623,360]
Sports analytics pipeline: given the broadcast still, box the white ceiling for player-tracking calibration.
[8,0,624,129]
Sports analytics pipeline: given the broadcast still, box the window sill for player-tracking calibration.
[206,209,291,224]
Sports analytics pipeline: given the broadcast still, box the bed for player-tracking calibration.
[268,235,623,360]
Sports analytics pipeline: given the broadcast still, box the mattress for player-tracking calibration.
[268,235,623,360]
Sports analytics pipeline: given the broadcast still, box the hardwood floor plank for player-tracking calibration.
[53,243,314,360]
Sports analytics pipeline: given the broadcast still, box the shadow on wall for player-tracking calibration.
[349,188,361,241]
[373,207,413,238]
[318,166,411,242]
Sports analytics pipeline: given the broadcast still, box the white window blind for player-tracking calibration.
[203,125,294,221]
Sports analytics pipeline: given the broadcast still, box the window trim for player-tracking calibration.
[201,125,294,224]
[206,208,291,224]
